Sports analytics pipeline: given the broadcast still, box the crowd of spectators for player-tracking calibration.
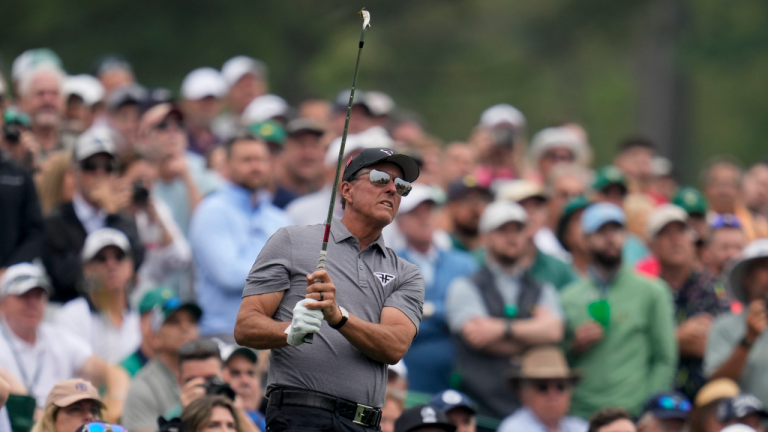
[1,47,768,432]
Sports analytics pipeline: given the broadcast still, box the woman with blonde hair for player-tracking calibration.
[31,379,104,432]
[181,396,243,432]
[36,150,75,214]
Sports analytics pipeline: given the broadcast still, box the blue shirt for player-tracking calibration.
[189,182,291,336]
[397,246,476,393]
[498,407,588,432]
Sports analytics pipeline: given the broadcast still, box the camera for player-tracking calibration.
[2,122,21,144]
[202,376,236,401]
[491,127,517,150]
[132,179,150,207]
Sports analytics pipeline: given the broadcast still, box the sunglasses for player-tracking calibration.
[543,151,575,163]
[530,380,571,393]
[81,160,116,174]
[655,395,692,412]
[352,169,412,196]
[78,423,126,432]
[155,118,182,131]
[92,249,127,264]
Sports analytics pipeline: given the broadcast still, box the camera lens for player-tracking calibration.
[2,123,21,144]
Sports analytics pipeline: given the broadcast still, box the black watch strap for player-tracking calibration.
[330,307,349,330]
[740,336,754,349]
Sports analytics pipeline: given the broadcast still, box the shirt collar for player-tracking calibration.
[486,255,525,279]
[72,192,107,221]
[331,218,387,252]
[222,182,263,209]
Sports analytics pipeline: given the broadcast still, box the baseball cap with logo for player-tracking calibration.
[593,165,627,192]
[717,394,768,423]
[478,200,528,234]
[81,228,132,263]
[645,204,688,240]
[248,120,286,146]
[45,379,102,409]
[643,393,692,420]
[0,262,51,298]
[581,202,626,235]
[138,287,202,325]
[181,67,227,101]
[73,126,117,163]
[446,176,492,203]
[395,405,456,432]
[429,390,476,415]
[342,148,420,183]
[673,187,707,216]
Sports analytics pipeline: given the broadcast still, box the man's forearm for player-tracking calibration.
[338,314,412,364]
[235,310,291,349]
[710,345,750,381]
[182,172,202,211]
[510,311,564,345]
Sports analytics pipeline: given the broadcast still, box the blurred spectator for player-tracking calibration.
[529,126,590,184]
[636,393,691,432]
[297,98,332,124]
[704,159,768,242]
[242,94,291,127]
[42,127,144,302]
[36,150,75,214]
[181,396,244,432]
[444,176,492,254]
[644,205,728,399]
[329,89,383,136]
[446,200,564,420]
[119,288,179,377]
[12,48,63,90]
[396,184,477,393]
[0,263,128,409]
[499,346,586,432]
[717,394,768,432]
[673,187,709,260]
[430,390,476,432]
[546,164,592,256]
[472,104,527,188]
[30,379,104,432]
[614,137,655,195]
[0,128,44,269]
[721,425,759,432]
[122,293,202,431]
[189,136,290,339]
[181,68,227,156]
[587,408,636,432]
[743,163,768,220]
[17,64,66,160]
[388,362,409,392]
[138,103,221,236]
[0,74,7,110]
[556,196,590,275]
[61,75,105,149]
[440,143,478,190]
[382,388,407,432]
[703,215,746,278]
[275,118,326,197]
[221,346,264,430]
[592,166,627,208]
[690,378,740,432]
[2,107,42,172]
[705,239,768,406]
[212,56,268,140]
[562,203,677,418]
[92,55,135,98]
[120,153,192,295]
[395,405,457,432]
[105,84,147,151]
[649,156,677,203]
[246,120,299,209]
[621,193,654,265]
[54,228,140,364]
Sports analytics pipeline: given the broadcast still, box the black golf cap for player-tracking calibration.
[395,405,456,432]
[342,147,420,183]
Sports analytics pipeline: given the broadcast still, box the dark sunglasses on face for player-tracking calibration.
[353,169,412,196]
[543,151,575,163]
[155,119,182,131]
[531,380,570,393]
[81,160,116,174]
[93,250,127,264]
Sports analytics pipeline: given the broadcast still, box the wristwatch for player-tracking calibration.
[330,306,349,330]
[740,336,754,349]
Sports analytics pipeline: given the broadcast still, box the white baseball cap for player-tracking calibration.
[242,94,290,125]
[63,74,105,107]
[181,67,227,101]
[726,238,768,304]
[324,126,393,167]
[479,104,526,129]
[398,184,443,214]
[221,56,267,88]
[364,91,396,117]
[0,262,51,298]
[720,425,757,432]
[479,200,528,234]
[12,48,63,82]
[646,204,688,240]
[73,126,117,163]
[81,228,132,263]
[495,179,548,203]
[529,126,589,164]
[388,360,408,379]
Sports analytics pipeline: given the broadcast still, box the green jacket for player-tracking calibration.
[561,265,678,419]
[529,248,579,290]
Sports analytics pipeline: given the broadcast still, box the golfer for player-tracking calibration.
[235,147,424,431]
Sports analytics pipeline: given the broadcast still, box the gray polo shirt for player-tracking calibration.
[122,359,180,431]
[243,220,424,408]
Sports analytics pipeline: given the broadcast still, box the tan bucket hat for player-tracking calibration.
[507,346,582,383]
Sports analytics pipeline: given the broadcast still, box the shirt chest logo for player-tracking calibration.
[374,272,396,286]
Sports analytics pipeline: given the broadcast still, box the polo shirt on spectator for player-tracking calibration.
[122,359,180,431]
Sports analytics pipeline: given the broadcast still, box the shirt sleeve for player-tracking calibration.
[122,380,160,432]
[703,315,743,377]
[646,281,679,394]
[243,227,293,297]
[537,283,564,319]
[445,277,490,334]
[383,262,425,332]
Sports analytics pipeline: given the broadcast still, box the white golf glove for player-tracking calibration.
[285,299,324,346]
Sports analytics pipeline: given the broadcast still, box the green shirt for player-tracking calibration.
[561,265,678,419]
[529,248,579,290]
[119,349,149,377]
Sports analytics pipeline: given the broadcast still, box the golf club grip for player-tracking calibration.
[302,276,325,344]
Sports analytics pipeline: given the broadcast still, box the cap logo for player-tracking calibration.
[420,406,438,423]
[380,149,394,156]
[442,390,463,405]
[346,158,352,167]
[374,272,395,286]
[75,382,88,392]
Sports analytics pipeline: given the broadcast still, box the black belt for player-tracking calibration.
[268,386,381,428]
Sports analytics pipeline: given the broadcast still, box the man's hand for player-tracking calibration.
[572,320,604,354]
[746,300,768,345]
[91,179,131,214]
[677,314,712,358]
[462,318,505,349]
[180,377,206,409]
[285,299,323,346]
[305,270,343,325]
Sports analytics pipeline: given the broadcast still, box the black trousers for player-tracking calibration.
[265,405,380,432]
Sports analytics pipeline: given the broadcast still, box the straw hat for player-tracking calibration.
[507,346,582,383]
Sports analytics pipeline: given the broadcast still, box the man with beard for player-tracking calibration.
[561,203,677,419]
[17,64,66,161]
[444,176,493,255]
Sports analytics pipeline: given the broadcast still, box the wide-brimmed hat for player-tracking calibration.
[725,239,768,304]
[507,346,582,383]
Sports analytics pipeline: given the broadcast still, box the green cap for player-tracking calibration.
[593,165,627,192]
[138,287,202,321]
[248,120,286,145]
[556,195,590,251]
[673,187,707,216]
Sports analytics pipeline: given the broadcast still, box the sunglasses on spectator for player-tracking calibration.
[529,380,571,393]
[77,423,126,432]
[351,169,412,196]
[654,395,692,412]
[542,151,575,163]
[93,249,127,264]
[155,118,182,131]
[80,160,116,173]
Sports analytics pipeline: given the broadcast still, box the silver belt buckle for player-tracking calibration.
[353,403,373,426]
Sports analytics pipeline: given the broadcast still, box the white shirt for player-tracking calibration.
[498,407,588,432]
[534,227,572,263]
[0,321,92,407]
[72,192,107,234]
[54,297,141,364]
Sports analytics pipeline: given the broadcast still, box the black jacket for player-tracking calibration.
[0,157,44,267]
[42,201,145,302]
